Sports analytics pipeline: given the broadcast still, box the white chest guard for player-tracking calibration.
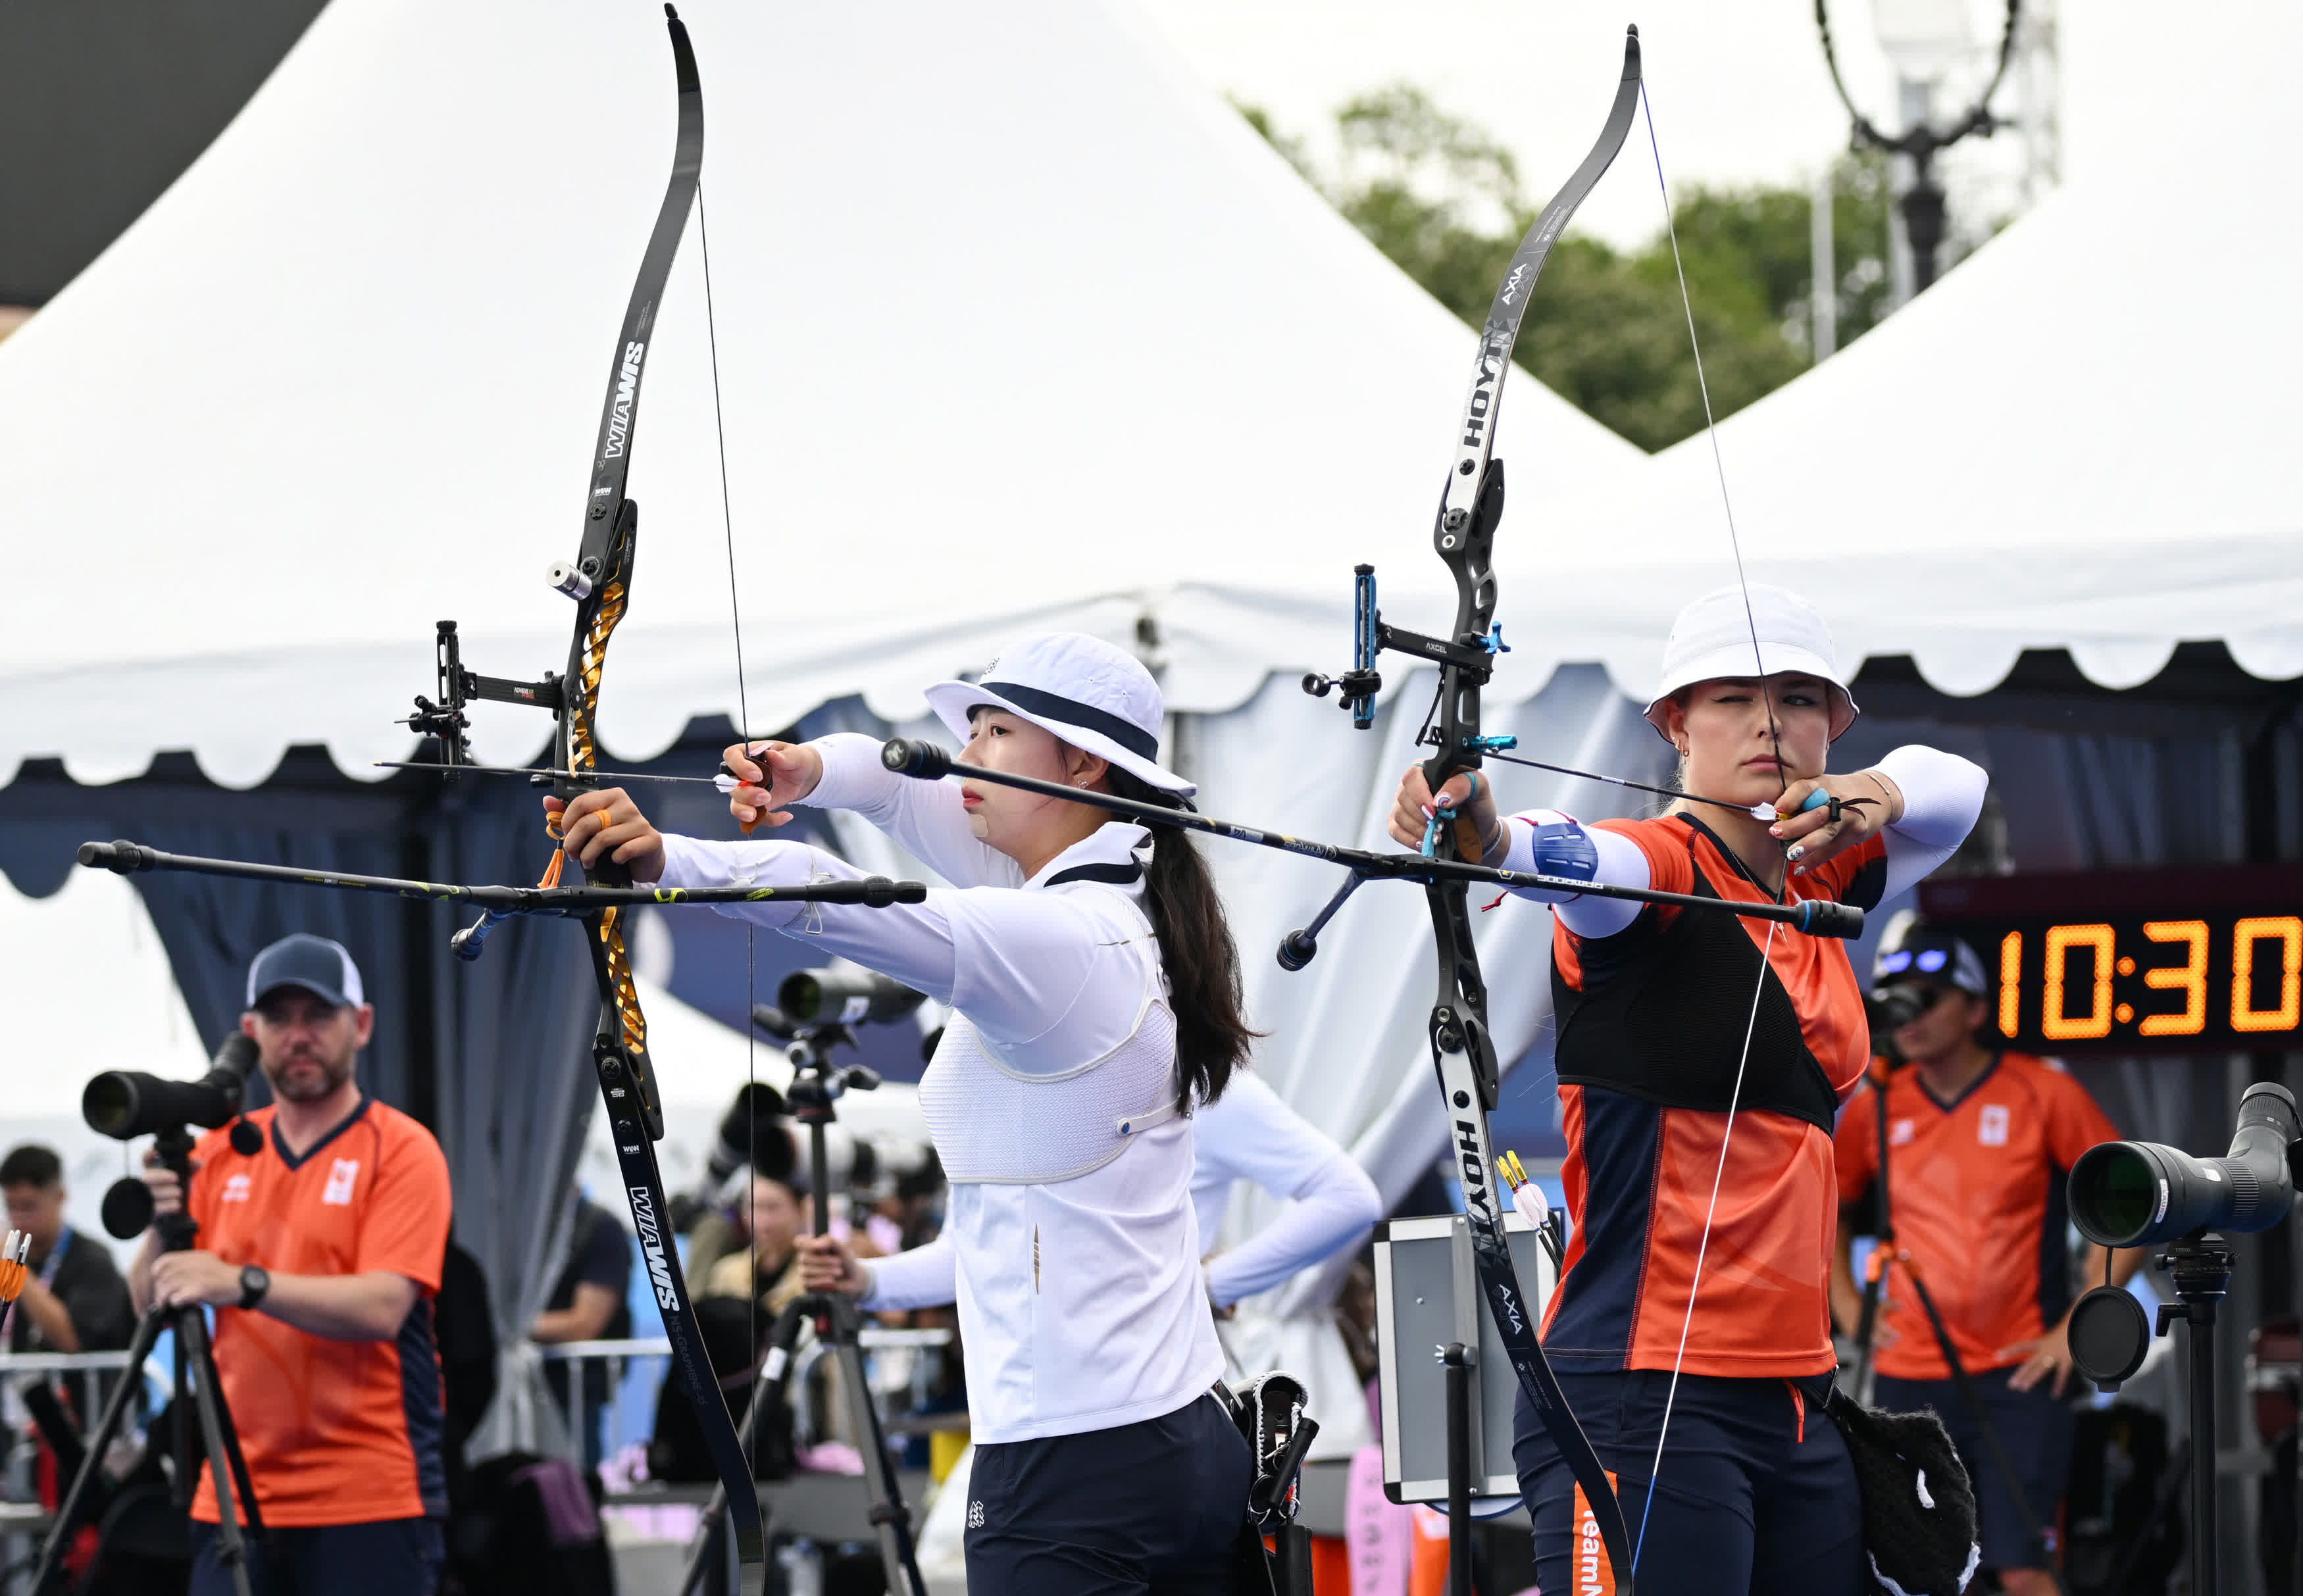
[918,895,1182,1185]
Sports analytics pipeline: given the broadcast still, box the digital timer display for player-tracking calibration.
[1919,866,2303,1055]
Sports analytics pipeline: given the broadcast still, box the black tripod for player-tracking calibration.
[1850,1066,2067,1596]
[2156,1233,2233,1596]
[31,1126,266,1596]
[680,1010,926,1596]
[2068,1230,2234,1596]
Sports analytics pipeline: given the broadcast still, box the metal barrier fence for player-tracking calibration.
[0,1332,963,1592]
[0,1351,142,1596]
[0,1326,958,1557]
[538,1326,957,1468]
[0,1327,956,1460]
[0,1347,139,1447]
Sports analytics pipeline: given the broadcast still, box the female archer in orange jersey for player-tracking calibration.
[1391,584,1987,1596]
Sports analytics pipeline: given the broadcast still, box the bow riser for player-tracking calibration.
[555,498,639,829]
[1292,28,1648,1591]
[553,500,659,1127]
[1421,458,1507,864]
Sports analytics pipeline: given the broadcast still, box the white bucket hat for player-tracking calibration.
[923,632,1194,795]
[1641,583,1860,743]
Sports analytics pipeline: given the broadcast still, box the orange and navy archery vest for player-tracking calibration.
[1542,814,1883,1380]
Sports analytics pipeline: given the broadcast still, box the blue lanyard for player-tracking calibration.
[37,1224,70,1289]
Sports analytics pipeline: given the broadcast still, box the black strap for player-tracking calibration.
[1044,859,1143,889]
[1898,1262,2067,1592]
[1681,813,1786,903]
[978,680,1161,759]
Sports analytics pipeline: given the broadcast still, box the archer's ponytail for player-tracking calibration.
[1105,767,1259,1105]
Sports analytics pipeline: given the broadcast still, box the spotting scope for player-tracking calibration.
[2068,1082,2303,1248]
[777,966,926,1028]
[83,1034,259,1143]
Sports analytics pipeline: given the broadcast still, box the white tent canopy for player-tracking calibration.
[1,0,1642,791]
[1502,0,2303,701]
[9,3,2291,797]
[1178,1,2303,714]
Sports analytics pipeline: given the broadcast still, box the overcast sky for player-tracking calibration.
[1130,0,2058,252]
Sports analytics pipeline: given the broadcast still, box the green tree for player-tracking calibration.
[1327,86,1523,330]
[1239,87,1897,452]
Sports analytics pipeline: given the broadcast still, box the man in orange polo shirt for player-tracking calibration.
[132,934,453,1596]
[1833,916,2142,1596]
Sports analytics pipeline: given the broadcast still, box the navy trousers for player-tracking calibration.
[1875,1366,2073,1571]
[189,1517,443,1596]
[1513,1369,1867,1596]
[965,1393,1255,1595]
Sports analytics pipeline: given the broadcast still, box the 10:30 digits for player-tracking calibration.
[1998,916,2303,1041]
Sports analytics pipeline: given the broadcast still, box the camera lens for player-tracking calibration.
[83,1074,138,1139]
[780,972,832,1023]
[776,968,926,1027]
[2069,1143,2162,1247]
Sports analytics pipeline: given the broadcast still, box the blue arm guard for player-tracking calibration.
[1525,819,1599,887]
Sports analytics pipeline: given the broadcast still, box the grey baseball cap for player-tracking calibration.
[245,934,366,1009]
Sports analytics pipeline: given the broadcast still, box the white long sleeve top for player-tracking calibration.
[870,1068,1382,1314]
[655,734,1224,1443]
[1191,1072,1381,1307]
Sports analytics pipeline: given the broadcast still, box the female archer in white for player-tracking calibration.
[1391,585,1987,1596]
[554,632,1261,1595]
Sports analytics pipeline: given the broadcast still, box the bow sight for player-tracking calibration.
[403,618,572,774]
[1302,561,1515,736]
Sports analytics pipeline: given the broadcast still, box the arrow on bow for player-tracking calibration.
[874,741,1859,944]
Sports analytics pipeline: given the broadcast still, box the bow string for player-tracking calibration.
[1623,65,1813,1577]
